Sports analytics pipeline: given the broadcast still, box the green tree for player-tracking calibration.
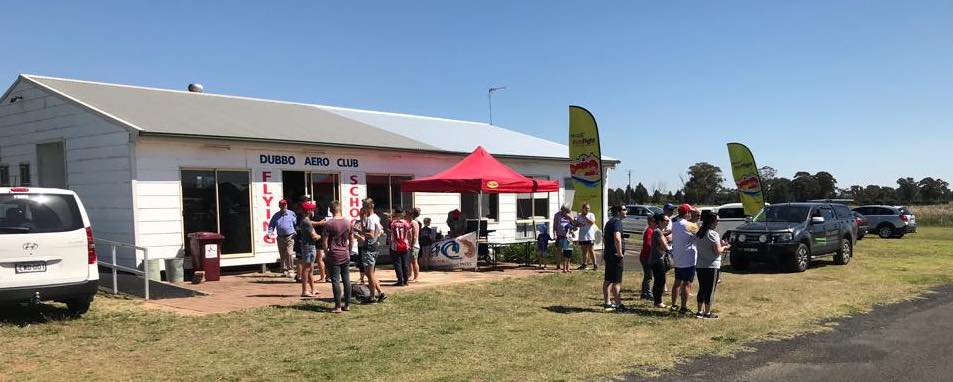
[624,185,636,204]
[651,189,663,204]
[682,162,724,204]
[896,177,920,204]
[766,177,793,203]
[791,171,819,201]
[634,183,649,204]
[919,177,950,203]
[814,171,837,199]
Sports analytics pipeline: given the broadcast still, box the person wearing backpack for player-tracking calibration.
[389,208,412,286]
[419,217,437,269]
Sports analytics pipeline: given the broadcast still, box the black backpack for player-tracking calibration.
[351,283,372,303]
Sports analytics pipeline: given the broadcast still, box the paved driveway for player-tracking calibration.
[624,285,953,382]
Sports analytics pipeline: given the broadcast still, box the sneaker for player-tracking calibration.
[576,264,588,270]
[603,304,616,312]
[377,293,387,303]
[704,313,720,320]
[654,303,668,309]
[615,304,627,312]
[695,311,704,319]
[679,307,691,315]
[591,265,598,270]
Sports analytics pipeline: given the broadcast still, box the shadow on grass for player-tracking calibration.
[0,303,78,326]
[544,305,602,314]
[722,259,837,275]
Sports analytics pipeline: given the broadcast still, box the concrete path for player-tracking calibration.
[143,264,547,316]
[624,285,953,382]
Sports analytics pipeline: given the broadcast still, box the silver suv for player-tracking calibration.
[622,205,662,233]
[851,205,917,239]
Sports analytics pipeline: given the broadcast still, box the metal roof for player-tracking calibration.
[17,75,617,162]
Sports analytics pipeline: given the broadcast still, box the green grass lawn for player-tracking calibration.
[3,227,953,382]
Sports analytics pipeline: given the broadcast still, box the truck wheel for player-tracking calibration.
[834,239,852,265]
[730,251,750,271]
[65,297,92,317]
[786,244,810,273]
[878,225,894,239]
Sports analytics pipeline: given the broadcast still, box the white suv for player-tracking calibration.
[0,187,99,316]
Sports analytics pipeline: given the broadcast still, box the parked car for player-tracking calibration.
[712,202,769,239]
[853,211,869,240]
[852,205,917,239]
[730,202,856,273]
[622,205,662,233]
[0,187,99,316]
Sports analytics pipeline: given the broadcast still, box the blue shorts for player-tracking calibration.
[557,237,571,251]
[674,266,696,282]
[300,245,317,264]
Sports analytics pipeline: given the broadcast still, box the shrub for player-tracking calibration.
[910,204,953,227]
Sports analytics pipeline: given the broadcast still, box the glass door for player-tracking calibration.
[308,173,339,217]
[180,169,253,257]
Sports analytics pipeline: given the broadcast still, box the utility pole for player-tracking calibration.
[627,169,632,189]
[488,86,506,125]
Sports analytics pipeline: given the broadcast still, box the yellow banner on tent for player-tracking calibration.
[569,106,603,227]
[727,142,765,217]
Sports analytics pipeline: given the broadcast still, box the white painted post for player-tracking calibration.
[143,248,150,301]
[111,245,118,295]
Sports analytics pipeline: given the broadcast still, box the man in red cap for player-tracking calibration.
[268,199,298,278]
[670,203,699,314]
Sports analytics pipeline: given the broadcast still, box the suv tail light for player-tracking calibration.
[855,217,863,225]
[86,226,97,264]
[899,214,909,222]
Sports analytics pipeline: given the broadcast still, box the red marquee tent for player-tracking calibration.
[401,146,560,193]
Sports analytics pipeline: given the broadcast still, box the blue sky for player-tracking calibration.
[3,1,951,190]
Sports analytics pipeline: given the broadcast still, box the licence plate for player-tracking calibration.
[741,248,758,252]
[15,262,46,273]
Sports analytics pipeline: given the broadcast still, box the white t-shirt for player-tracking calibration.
[576,212,597,242]
[671,219,698,268]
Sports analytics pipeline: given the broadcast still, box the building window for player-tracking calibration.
[19,163,31,186]
[516,175,551,239]
[461,193,499,221]
[0,165,9,187]
[181,169,252,256]
[366,175,414,215]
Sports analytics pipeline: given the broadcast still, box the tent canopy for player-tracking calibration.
[401,146,560,193]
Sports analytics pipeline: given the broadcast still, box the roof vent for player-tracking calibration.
[187,83,204,93]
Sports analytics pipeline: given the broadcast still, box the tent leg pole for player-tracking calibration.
[478,191,483,271]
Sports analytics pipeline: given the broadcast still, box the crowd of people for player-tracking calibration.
[267,197,434,313]
[605,202,730,318]
[533,201,730,319]
[269,194,728,318]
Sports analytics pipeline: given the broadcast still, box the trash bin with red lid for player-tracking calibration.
[187,232,224,281]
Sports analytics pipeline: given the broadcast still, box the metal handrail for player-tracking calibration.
[94,238,151,300]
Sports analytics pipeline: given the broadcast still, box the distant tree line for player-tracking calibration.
[609,163,952,207]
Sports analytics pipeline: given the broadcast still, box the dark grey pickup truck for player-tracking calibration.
[729,202,857,273]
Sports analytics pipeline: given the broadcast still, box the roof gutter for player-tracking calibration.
[136,131,621,165]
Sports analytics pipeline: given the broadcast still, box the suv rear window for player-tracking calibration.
[0,194,84,234]
[718,207,746,219]
[898,207,913,216]
[832,204,853,219]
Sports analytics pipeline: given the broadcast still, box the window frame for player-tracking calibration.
[179,168,253,258]
[18,162,31,187]
[365,173,415,214]
[0,164,9,187]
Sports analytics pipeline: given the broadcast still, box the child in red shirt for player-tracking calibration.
[640,214,657,300]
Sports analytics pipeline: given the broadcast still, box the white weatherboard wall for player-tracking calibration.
[0,80,136,264]
[133,136,572,267]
